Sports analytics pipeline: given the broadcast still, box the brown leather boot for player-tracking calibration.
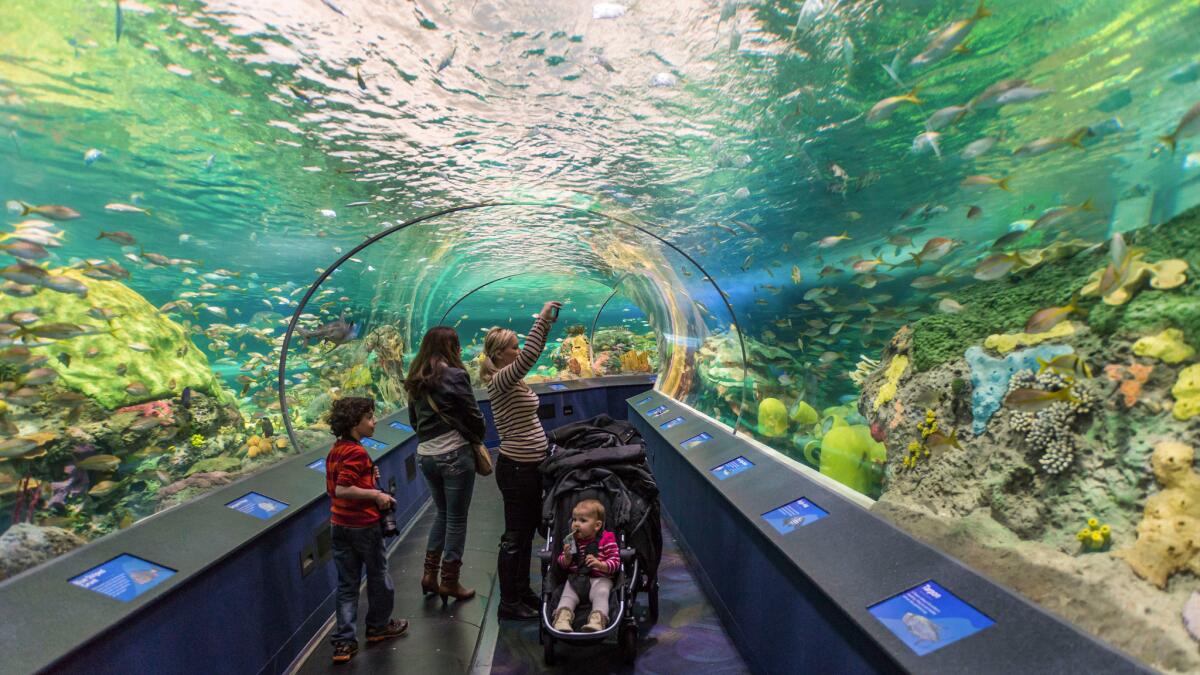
[421,550,442,596]
[437,559,475,602]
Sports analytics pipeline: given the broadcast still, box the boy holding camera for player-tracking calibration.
[325,397,409,663]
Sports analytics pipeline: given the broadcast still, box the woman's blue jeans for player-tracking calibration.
[419,446,476,562]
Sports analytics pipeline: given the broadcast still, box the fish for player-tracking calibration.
[961,174,1011,191]
[115,0,123,42]
[23,368,57,385]
[1160,101,1200,153]
[1013,128,1089,157]
[937,298,964,314]
[1004,386,1079,412]
[204,155,214,171]
[902,612,942,644]
[910,275,949,289]
[966,205,983,219]
[105,203,151,215]
[852,257,886,273]
[909,1,990,67]
[261,418,274,437]
[81,261,131,280]
[911,131,942,158]
[867,88,922,123]
[97,231,137,246]
[129,416,166,432]
[87,308,120,321]
[970,78,1027,110]
[1038,353,1093,379]
[791,265,803,284]
[299,317,359,345]
[973,253,1019,280]
[57,353,71,367]
[42,275,89,297]
[593,54,616,73]
[994,85,1053,106]
[818,232,851,248]
[0,241,49,260]
[1025,293,1085,333]
[128,342,152,353]
[355,66,366,90]
[925,105,969,131]
[909,237,959,267]
[89,480,120,496]
[77,454,121,471]
[320,0,347,15]
[741,255,753,271]
[181,386,192,409]
[141,250,171,265]
[1032,199,1095,230]
[0,262,48,285]
[125,382,149,397]
[925,429,962,452]
[961,136,999,159]
[85,148,103,165]
[17,203,81,221]
[24,322,105,340]
[0,437,39,458]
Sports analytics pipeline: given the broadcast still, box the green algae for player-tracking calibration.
[911,205,1200,372]
[0,270,235,408]
[185,456,242,476]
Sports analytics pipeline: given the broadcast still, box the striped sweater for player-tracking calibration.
[557,530,620,578]
[487,316,551,463]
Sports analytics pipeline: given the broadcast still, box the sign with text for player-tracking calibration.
[762,498,829,534]
[635,395,653,405]
[868,580,995,656]
[225,492,289,520]
[646,405,669,417]
[711,456,754,480]
[361,437,388,451]
[307,457,326,473]
[659,416,685,430]
[681,432,712,449]
[389,421,414,433]
[69,554,176,602]
[548,383,569,391]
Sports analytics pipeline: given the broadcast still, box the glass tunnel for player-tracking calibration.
[2,0,1200,672]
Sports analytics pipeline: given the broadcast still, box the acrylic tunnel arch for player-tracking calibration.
[275,200,750,450]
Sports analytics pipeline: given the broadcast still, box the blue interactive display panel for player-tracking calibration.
[69,554,176,602]
[225,492,289,520]
[307,457,326,473]
[647,405,669,417]
[711,456,754,480]
[389,421,414,432]
[548,383,569,391]
[761,497,829,534]
[361,437,388,451]
[868,580,995,656]
[635,395,653,405]
[659,416,685,430]
[681,432,712,449]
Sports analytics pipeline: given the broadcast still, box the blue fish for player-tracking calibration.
[320,0,347,16]
[181,386,191,409]
[115,0,123,43]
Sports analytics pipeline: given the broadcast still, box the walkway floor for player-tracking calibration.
[296,472,748,674]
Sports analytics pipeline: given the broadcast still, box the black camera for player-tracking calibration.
[379,476,399,538]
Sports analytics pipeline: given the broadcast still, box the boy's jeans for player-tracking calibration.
[330,523,394,644]
[418,446,476,562]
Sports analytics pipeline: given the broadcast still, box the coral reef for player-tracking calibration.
[0,270,233,408]
[757,397,788,437]
[983,322,1076,354]
[872,355,908,411]
[619,350,651,373]
[1172,364,1200,421]
[1006,369,1098,475]
[1133,328,1196,364]
[1081,253,1189,306]
[1113,441,1200,589]
[1105,362,1154,408]
[819,424,886,495]
[849,355,879,387]
[0,523,85,581]
[1077,517,1112,552]
[965,344,1073,434]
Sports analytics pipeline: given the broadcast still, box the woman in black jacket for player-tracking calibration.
[404,326,486,602]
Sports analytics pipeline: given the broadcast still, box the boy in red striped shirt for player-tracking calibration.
[325,397,409,663]
[550,499,620,633]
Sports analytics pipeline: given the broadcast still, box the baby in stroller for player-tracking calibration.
[551,499,620,633]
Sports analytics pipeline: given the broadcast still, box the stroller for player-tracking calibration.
[537,415,662,666]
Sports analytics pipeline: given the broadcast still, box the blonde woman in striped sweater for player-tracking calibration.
[480,300,561,619]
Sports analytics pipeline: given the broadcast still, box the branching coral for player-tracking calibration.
[1007,369,1097,474]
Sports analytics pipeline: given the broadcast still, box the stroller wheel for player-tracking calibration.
[647,577,660,625]
[543,634,555,666]
[618,623,638,665]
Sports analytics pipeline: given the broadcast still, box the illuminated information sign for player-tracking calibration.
[69,554,176,602]
[868,581,995,656]
[225,492,289,520]
[711,456,754,480]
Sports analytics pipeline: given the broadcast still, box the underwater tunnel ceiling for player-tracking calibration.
[4,0,1200,670]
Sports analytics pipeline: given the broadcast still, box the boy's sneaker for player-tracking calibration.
[366,618,410,643]
[331,640,358,664]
